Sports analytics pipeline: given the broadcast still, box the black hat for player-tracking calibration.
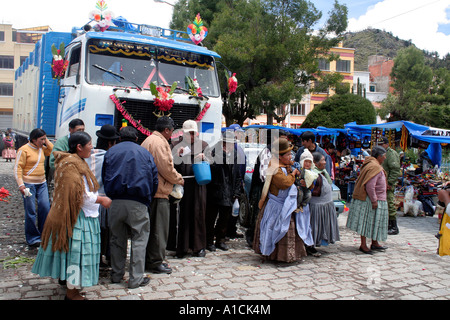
[96,124,120,140]
[377,137,389,145]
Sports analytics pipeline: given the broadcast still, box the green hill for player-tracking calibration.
[343,28,450,72]
[343,28,413,71]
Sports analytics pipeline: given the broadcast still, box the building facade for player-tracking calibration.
[0,24,48,131]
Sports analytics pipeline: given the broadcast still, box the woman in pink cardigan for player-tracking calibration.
[346,146,389,254]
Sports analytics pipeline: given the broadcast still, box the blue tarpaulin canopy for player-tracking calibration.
[344,121,450,166]
[238,121,448,166]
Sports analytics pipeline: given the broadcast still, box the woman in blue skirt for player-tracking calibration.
[346,146,389,254]
[32,132,111,300]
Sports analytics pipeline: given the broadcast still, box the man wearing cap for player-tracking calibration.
[379,136,401,235]
[141,116,184,274]
[85,124,120,267]
[169,120,208,258]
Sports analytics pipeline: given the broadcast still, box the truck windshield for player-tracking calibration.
[86,38,220,97]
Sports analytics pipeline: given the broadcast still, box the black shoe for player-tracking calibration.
[129,276,150,289]
[215,242,228,251]
[28,242,40,250]
[359,247,373,255]
[306,246,321,257]
[206,244,216,252]
[175,252,187,259]
[58,279,66,286]
[370,245,388,251]
[148,264,172,274]
[194,249,206,257]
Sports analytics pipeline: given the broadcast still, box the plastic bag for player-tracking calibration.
[170,184,184,200]
[232,198,240,217]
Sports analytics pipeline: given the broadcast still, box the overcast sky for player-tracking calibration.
[2,0,449,57]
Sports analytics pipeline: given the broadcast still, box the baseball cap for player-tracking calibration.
[182,120,198,133]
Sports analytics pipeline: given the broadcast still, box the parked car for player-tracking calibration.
[239,143,266,197]
[239,143,344,216]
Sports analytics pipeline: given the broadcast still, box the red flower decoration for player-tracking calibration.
[228,73,238,94]
[52,59,69,78]
[154,98,175,112]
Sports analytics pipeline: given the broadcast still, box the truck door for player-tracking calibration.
[55,43,84,139]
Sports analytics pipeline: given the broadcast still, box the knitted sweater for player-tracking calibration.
[15,141,54,187]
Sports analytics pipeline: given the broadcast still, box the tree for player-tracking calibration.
[379,46,450,128]
[379,46,433,121]
[169,0,349,125]
[301,93,376,128]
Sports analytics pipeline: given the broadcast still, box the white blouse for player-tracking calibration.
[82,176,100,218]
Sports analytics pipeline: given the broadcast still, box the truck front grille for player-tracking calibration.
[114,98,201,144]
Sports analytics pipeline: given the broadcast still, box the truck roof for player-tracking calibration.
[81,30,221,59]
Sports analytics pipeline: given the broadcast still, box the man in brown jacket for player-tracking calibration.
[141,116,184,274]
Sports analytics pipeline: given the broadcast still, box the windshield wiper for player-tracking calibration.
[92,64,142,91]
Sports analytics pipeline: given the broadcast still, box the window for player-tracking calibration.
[318,58,330,71]
[313,81,329,94]
[336,60,351,72]
[0,56,14,69]
[0,83,13,96]
[290,103,306,116]
[20,56,28,66]
[370,85,376,92]
[67,45,81,78]
[0,31,4,41]
[86,39,220,97]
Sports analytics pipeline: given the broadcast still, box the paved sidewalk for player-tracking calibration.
[1,160,449,301]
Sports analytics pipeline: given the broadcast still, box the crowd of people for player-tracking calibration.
[7,119,450,300]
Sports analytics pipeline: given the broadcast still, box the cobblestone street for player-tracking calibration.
[1,160,449,302]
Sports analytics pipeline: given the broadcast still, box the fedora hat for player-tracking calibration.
[272,138,293,155]
[96,124,120,140]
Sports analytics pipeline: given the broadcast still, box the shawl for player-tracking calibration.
[41,151,99,252]
[258,158,295,209]
[352,156,385,201]
[312,167,332,185]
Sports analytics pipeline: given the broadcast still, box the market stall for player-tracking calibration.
[344,121,450,217]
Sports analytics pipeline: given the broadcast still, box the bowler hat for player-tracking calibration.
[96,124,120,140]
[272,138,293,155]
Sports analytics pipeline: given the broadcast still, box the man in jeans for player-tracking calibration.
[103,126,158,288]
[141,116,184,274]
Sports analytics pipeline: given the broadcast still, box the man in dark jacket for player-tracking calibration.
[205,132,244,251]
[102,126,158,289]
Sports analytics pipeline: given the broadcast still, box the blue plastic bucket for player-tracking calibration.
[192,161,211,185]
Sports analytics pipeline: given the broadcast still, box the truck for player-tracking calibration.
[13,19,223,146]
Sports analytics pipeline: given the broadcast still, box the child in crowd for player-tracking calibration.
[293,149,318,212]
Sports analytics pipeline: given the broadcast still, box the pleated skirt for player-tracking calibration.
[346,197,389,242]
[309,201,340,247]
[31,211,101,288]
